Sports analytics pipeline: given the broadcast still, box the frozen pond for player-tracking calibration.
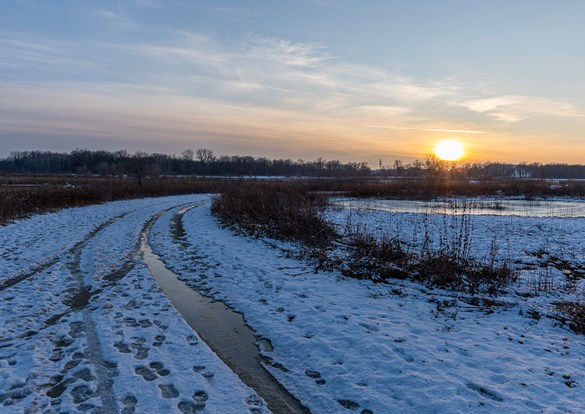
[332,198,585,218]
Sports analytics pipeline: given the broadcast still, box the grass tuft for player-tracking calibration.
[555,301,585,335]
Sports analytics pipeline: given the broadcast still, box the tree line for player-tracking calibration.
[0,149,371,177]
[381,157,585,180]
[2,149,585,179]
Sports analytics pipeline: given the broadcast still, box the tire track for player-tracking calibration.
[59,201,203,413]
[0,212,130,293]
[149,202,310,414]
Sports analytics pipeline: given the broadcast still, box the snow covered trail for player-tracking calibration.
[0,195,267,413]
[150,202,585,414]
[3,194,584,413]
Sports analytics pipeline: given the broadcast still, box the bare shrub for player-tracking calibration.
[555,301,585,334]
[341,208,515,294]
[211,181,337,248]
[342,230,411,281]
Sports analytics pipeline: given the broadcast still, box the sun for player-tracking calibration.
[434,140,464,161]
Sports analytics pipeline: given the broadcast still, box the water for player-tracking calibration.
[140,231,309,414]
[332,198,585,218]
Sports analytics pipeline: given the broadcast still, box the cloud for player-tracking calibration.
[362,125,488,134]
[127,31,456,118]
[459,95,582,123]
[206,5,253,20]
[128,0,163,7]
[3,29,584,163]
[89,8,138,28]
[0,33,107,75]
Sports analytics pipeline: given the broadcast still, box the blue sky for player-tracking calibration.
[1,0,584,165]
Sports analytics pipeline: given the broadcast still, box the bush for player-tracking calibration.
[343,220,515,294]
[211,181,337,248]
[555,301,585,334]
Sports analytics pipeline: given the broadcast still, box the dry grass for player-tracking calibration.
[0,175,570,297]
[0,175,226,224]
[342,227,516,294]
[555,301,585,335]
[211,181,337,248]
[212,180,517,294]
[3,174,584,226]
[334,179,585,199]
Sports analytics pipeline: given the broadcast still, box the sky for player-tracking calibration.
[1,0,584,166]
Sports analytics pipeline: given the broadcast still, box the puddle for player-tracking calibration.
[333,198,585,218]
[141,229,309,414]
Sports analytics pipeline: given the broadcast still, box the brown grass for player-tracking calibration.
[342,227,516,294]
[212,180,517,294]
[211,181,337,248]
[334,178,585,199]
[3,174,584,226]
[0,175,226,224]
[555,301,585,335]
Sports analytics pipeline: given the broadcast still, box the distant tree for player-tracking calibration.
[393,159,404,176]
[131,151,149,190]
[181,149,194,161]
[196,148,215,163]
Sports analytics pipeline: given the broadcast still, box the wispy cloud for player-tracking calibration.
[362,125,489,134]
[459,95,582,123]
[206,5,253,20]
[128,0,164,7]
[0,33,106,74]
[2,29,583,163]
[128,31,456,115]
[89,8,138,28]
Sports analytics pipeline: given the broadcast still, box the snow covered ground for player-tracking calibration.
[1,194,584,413]
[0,195,266,413]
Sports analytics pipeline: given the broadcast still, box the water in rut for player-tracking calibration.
[140,229,309,414]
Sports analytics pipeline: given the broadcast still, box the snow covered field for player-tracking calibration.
[0,195,266,413]
[1,195,584,413]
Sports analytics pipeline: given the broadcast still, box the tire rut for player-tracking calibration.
[0,212,130,292]
[149,202,310,414]
[58,201,201,412]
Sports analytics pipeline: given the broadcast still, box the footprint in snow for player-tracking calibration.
[338,399,374,412]
[177,390,209,413]
[149,361,171,376]
[131,338,149,360]
[135,366,157,381]
[114,342,131,353]
[138,319,153,328]
[153,335,165,347]
[70,384,93,404]
[123,317,139,328]
[186,335,199,346]
[121,395,137,414]
[158,384,179,399]
[305,370,326,385]
[178,400,202,414]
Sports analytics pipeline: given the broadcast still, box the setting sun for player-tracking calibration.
[434,140,464,161]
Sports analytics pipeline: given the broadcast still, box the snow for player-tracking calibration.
[0,195,266,413]
[1,194,584,413]
[151,198,585,413]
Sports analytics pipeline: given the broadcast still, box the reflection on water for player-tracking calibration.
[140,231,309,414]
[332,198,585,218]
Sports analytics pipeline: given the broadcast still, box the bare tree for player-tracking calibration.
[393,159,404,176]
[131,151,149,190]
[181,149,194,161]
[196,148,215,163]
